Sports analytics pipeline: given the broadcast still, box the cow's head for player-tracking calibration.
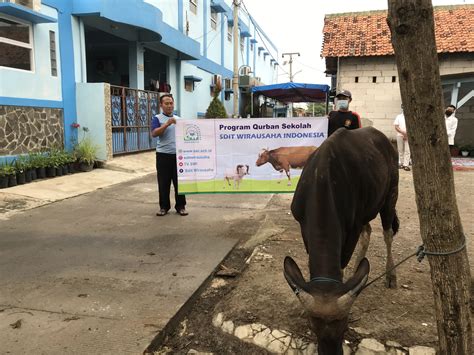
[283,256,369,355]
[256,149,269,166]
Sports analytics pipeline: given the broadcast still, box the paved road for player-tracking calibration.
[0,174,273,354]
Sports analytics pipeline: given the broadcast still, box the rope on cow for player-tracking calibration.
[363,235,466,290]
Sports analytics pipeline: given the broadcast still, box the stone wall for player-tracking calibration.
[0,106,64,156]
[337,54,474,141]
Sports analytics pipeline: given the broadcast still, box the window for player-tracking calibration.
[240,35,244,52]
[355,76,359,83]
[17,0,34,9]
[0,15,33,71]
[227,23,232,42]
[392,76,397,83]
[250,42,254,51]
[184,79,194,92]
[210,9,217,30]
[372,76,377,83]
[49,30,57,76]
[190,0,197,15]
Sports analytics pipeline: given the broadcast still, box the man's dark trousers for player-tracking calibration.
[156,152,186,211]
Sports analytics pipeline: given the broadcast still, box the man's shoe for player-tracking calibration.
[156,209,168,216]
[177,209,188,216]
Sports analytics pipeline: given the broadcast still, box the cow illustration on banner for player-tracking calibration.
[175,118,328,194]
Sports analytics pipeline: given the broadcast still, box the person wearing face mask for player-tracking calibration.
[445,104,458,148]
[327,90,361,137]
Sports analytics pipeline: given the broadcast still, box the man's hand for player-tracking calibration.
[166,117,177,126]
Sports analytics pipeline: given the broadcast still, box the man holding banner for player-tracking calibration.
[151,94,188,217]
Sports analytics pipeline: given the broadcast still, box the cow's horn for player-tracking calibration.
[337,258,370,311]
[283,256,315,309]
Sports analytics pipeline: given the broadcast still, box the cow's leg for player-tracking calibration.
[354,223,371,270]
[342,224,371,281]
[286,169,291,186]
[383,228,397,288]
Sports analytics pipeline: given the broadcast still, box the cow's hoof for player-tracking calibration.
[385,274,397,289]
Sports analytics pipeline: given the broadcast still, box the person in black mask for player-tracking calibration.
[445,104,458,148]
[327,90,361,137]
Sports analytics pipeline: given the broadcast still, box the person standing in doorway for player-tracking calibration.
[151,94,188,216]
[327,90,361,137]
[394,107,411,171]
[445,104,458,148]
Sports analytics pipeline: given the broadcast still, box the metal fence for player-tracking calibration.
[110,86,159,155]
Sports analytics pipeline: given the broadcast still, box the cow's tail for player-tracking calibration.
[392,210,400,236]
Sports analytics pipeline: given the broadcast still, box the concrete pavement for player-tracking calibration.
[0,152,274,354]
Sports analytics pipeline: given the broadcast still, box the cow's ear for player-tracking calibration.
[283,256,308,294]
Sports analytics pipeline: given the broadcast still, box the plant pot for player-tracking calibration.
[461,150,469,157]
[0,176,8,189]
[450,147,460,157]
[46,166,56,178]
[79,162,94,172]
[37,167,46,179]
[25,169,32,183]
[68,163,76,174]
[8,174,17,187]
[16,171,26,185]
[62,165,69,175]
[30,169,37,181]
[55,167,63,176]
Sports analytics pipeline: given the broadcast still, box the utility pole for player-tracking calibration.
[282,52,300,117]
[232,0,240,118]
[281,52,300,82]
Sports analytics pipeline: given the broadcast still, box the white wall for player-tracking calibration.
[0,5,62,101]
[144,0,178,28]
[76,83,107,160]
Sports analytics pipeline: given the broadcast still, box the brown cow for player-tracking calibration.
[284,127,399,355]
[255,146,317,185]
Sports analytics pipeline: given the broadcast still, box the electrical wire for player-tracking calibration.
[240,0,289,77]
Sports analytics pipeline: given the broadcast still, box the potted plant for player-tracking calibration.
[0,162,9,189]
[74,137,99,172]
[450,145,460,157]
[14,158,27,185]
[459,145,472,157]
[2,161,17,187]
[30,152,47,179]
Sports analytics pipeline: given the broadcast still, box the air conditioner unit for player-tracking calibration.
[224,78,231,90]
[239,75,251,87]
[240,66,251,76]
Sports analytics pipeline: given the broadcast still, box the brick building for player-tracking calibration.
[322,5,473,145]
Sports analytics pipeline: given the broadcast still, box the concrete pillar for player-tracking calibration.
[128,42,144,90]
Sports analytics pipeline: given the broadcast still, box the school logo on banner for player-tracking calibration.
[175,117,328,194]
[183,124,201,143]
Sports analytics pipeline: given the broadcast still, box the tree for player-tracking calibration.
[306,102,327,117]
[205,82,228,118]
[387,1,472,353]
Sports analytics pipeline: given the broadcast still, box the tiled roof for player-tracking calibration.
[322,5,474,58]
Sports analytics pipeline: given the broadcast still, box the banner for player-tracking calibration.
[175,117,327,193]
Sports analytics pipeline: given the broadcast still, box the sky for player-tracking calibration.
[243,0,473,85]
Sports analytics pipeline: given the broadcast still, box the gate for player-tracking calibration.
[110,86,159,155]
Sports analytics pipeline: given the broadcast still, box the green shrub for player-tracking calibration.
[205,84,228,118]
[74,137,99,165]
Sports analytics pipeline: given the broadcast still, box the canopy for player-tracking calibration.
[251,82,330,103]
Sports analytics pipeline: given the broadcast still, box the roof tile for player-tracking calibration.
[322,5,474,57]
